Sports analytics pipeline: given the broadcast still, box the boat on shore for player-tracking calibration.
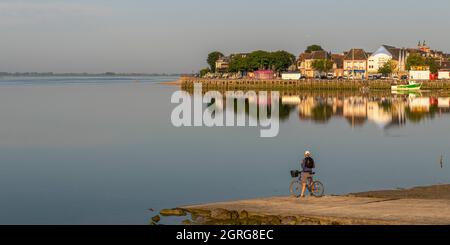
[391,81,422,91]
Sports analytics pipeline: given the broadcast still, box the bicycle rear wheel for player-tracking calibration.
[310,181,324,197]
[289,180,302,198]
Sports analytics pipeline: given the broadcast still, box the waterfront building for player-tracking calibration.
[281,71,302,80]
[215,57,230,73]
[254,70,274,80]
[297,50,329,78]
[367,45,408,75]
[331,54,344,77]
[438,60,450,79]
[438,71,450,79]
[415,41,449,63]
[409,66,431,80]
[343,49,369,79]
[215,53,249,73]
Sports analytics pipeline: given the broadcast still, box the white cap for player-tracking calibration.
[305,151,311,156]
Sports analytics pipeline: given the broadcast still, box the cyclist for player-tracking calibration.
[300,151,315,198]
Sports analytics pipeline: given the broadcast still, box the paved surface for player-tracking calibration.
[182,195,450,224]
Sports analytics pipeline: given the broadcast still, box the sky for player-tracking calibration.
[1,0,449,73]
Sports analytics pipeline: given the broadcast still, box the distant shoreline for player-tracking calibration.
[159,79,182,86]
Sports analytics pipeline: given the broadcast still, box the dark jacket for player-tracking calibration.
[301,157,315,172]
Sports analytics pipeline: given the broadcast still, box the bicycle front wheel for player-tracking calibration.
[310,181,324,197]
[289,179,302,198]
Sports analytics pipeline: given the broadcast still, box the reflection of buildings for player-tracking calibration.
[182,86,450,129]
[281,94,450,129]
[409,97,430,113]
[297,97,317,119]
[343,97,367,127]
[367,101,392,128]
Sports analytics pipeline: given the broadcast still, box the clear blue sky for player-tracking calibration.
[1,0,449,73]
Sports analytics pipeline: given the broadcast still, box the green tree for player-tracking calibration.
[207,51,224,72]
[270,51,296,72]
[378,60,397,76]
[406,53,440,73]
[406,53,425,71]
[199,68,211,77]
[425,57,439,73]
[228,50,295,73]
[305,44,324,53]
[247,50,272,70]
[311,59,333,73]
[228,55,249,72]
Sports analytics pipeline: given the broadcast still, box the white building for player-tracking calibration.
[367,45,408,74]
[281,72,302,80]
[409,70,430,80]
[438,71,450,79]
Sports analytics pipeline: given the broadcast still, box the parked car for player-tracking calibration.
[326,73,334,79]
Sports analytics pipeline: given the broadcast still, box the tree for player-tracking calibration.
[207,51,224,72]
[227,50,295,73]
[406,53,425,71]
[228,55,249,72]
[270,51,296,72]
[311,59,333,74]
[305,45,324,53]
[406,53,440,73]
[247,50,272,70]
[378,60,397,76]
[425,57,439,74]
[199,68,211,77]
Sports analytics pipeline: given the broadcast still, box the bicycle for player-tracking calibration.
[289,170,324,198]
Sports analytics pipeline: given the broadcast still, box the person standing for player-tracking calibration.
[300,151,315,198]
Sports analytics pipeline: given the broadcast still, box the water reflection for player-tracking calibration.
[184,88,450,129]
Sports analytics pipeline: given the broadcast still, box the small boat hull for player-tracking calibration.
[391,83,422,91]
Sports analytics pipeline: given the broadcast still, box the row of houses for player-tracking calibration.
[297,41,450,80]
[212,41,450,80]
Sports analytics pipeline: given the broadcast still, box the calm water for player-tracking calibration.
[0,76,449,224]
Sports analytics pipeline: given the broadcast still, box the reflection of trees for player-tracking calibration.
[279,103,296,121]
[345,116,367,127]
[230,99,294,121]
[429,105,439,119]
[311,104,333,123]
[405,109,426,123]
[405,105,438,123]
[197,88,450,128]
[379,100,392,113]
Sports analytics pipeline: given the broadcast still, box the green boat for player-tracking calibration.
[391,81,422,91]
